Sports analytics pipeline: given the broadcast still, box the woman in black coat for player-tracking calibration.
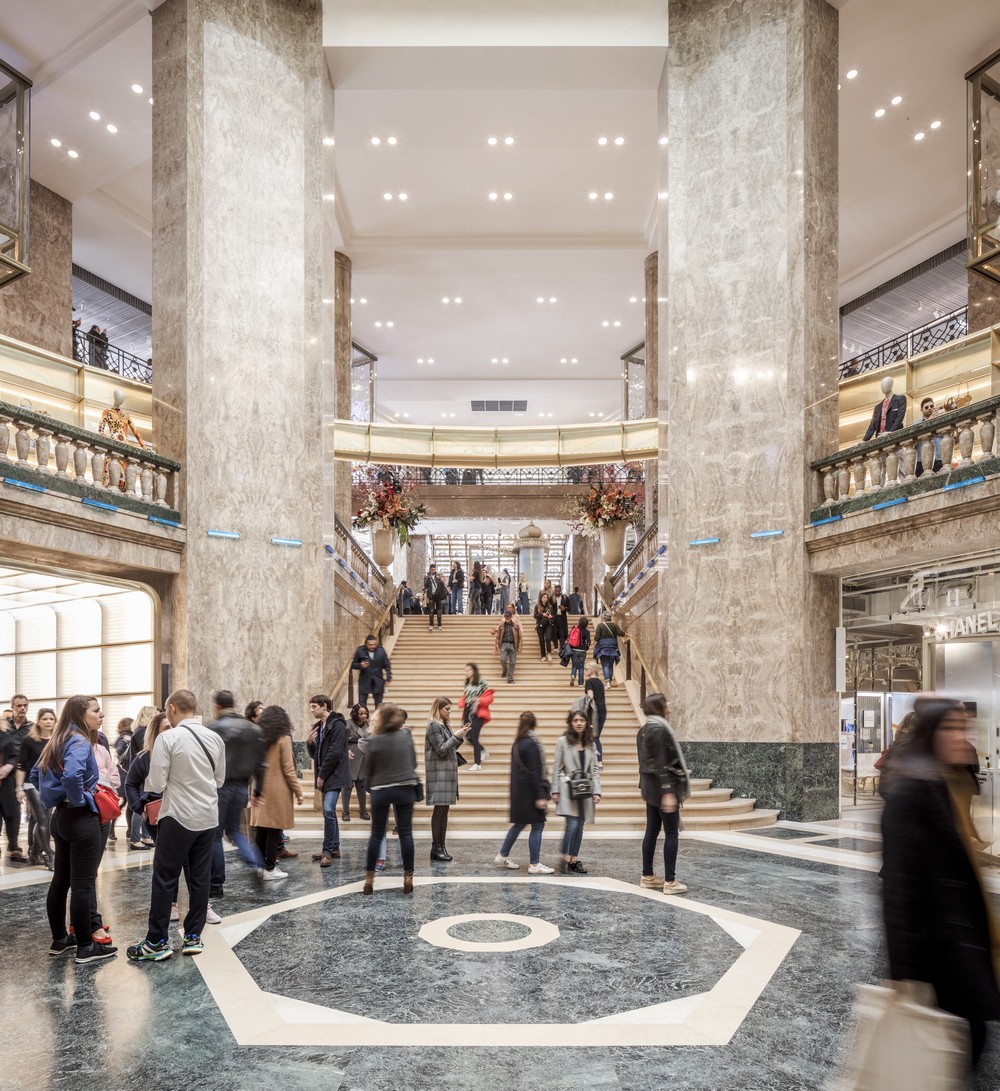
[492,712,553,874]
[881,697,1000,1069]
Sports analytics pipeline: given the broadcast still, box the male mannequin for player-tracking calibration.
[863,376,907,441]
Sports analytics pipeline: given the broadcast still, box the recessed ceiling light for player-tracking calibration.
[398,193,407,200]
[604,192,613,200]
[89,111,101,120]
[874,108,885,118]
[930,120,941,129]
[537,296,544,303]
[597,412,605,418]
[375,321,383,327]
[371,136,381,145]
[598,136,608,145]
[561,357,567,363]
[504,136,514,145]
[846,69,858,79]
[488,192,498,201]
[359,298,367,304]
[658,136,668,145]
[386,321,394,327]
[488,136,498,145]
[549,297,556,303]
[131,83,144,94]
[539,412,545,418]
[384,193,393,200]
[614,136,624,145]
[629,296,638,303]
[454,297,461,304]
[613,320,621,326]
[503,192,513,200]
[417,358,424,363]
[323,136,335,146]
[148,97,153,106]
[501,358,509,364]
[387,136,397,145]
[891,95,902,105]
[50,138,62,147]
[589,412,596,417]
[427,358,434,363]
[442,413,448,418]
[547,412,553,418]
[323,193,335,201]
[67,149,78,158]
[571,357,578,363]
[326,298,334,304]
[443,297,451,303]
[402,413,409,418]
[914,131,925,141]
[491,357,498,363]
[589,192,598,200]
[602,321,609,327]
[449,412,455,418]
[394,412,400,417]
[106,124,118,133]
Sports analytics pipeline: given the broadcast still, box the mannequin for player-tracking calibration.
[99,389,146,448]
[863,375,907,441]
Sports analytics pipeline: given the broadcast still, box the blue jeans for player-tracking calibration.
[211,782,262,888]
[562,814,585,857]
[450,586,464,614]
[499,820,544,865]
[600,656,615,682]
[322,788,341,854]
[570,649,586,684]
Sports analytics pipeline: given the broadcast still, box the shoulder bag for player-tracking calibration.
[568,748,594,800]
[91,782,122,823]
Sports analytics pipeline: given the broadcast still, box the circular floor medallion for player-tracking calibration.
[419,912,560,952]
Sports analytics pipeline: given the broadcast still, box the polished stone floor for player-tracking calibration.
[3,828,999,1091]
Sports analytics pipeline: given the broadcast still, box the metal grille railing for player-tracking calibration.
[72,327,152,384]
[839,307,968,381]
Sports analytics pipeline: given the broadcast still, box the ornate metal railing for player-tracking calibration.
[811,393,1000,522]
[0,399,181,519]
[73,327,152,384]
[352,463,645,487]
[609,523,662,602]
[332,516,387,600]
[839,307,968,381]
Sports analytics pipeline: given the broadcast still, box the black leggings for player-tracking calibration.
[536,626,553,658]
[342,779,367,817]
[642,804,680,881]
[431,805,450,845]
[254,826,282,870]
[465,714,485,765]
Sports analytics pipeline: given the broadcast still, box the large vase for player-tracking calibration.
[599,521,627,568]
[371,527,396,568]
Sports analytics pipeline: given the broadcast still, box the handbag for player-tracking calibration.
[144,798,163,826]
[826,981,969,1091]
[413,779,425,802]
[568,748,594,800]
[91,782,122,823]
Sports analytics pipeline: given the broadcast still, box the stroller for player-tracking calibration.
[22,782,53,869]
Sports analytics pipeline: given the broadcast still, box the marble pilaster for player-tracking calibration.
[663,0,840,819]
[152,0,328,717]
[334,250,354,523]
[968,268,1000,331]
[643,250,659,528]
[570,531,602,612]
[406,534,430,593]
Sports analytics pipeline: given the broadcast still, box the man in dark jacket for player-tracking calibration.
[307,695,349,867]
[352,635,392,710]
[424,564,448,630]
[206,690,268,896]
[1,694,32,861]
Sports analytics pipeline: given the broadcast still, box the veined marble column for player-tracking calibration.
[334,251,354,522]
[152,0,328,714]
[663,0,840,820]
[643,251,659,529]
[406,535,430,599]
[969,269,1000,331]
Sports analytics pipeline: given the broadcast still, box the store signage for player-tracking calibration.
[933,611,1000,642]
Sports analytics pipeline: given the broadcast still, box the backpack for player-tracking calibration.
[568,624,582,648]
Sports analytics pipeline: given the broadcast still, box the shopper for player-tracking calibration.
[425,696,471,862]
[307,695,349,867]
[481,567,496,615]
[568,615,591,687]
[552,709,601,874]
[89,728,120,942]
[250,706,304,881]
[449,560,465,615]
[1,694,32,861]
[343,703,371,821]
[459,663,494,772]
[637,692,690,895]
[593,611,627,685]
[881,697,1000,1069]
[468,562,483,614]
[126,689,225,962]
[499,568,512,614]
[494,712,553,874]
[552,584,569,646]
[352,634,392,711]
[124,705,159,848]
[206,690,267,897]
[424,564,448,629]
[363,704,419,895]
[584,663,607,767]
[31,694,117,963]
[245,700,264,725]
[15,706,55,863]
[492,603,523,684]
[517,576,530,615]
[111,717,133,834]
[534,592,556,662]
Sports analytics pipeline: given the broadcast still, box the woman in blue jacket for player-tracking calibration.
[31,695,118,964]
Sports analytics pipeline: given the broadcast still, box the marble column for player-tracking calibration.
[570,531,602,613]
[406,534,430,596]
[662,0,840,820]
[968,269,1000,332]
[334,251,354,522]
[152,0,329,716]
[643,251,659,528]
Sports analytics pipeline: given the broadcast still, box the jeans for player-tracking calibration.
[499,820,544,865]
[47,807,101,943]
[211,782,262,888]
[562,814,585,858]
[600,656,615,682]
[595,710,606,762]
[254,826,282,871]
[321,788,341,854]
[367,785,415,871]
[642,804,680,881]
[499,644,517,683]
[450,586,464,614]
[427,599,444,627]
[147,816,215,942]
[465,713,486,765]
[570,649,586,684]
[129,808,147,843]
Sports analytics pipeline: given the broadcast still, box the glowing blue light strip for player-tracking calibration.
[82,497,118,512]
[148,515,181,528]
[811,514,842,526]
[871,497,908,511]
[3,477,45,493]
[942,475,985,492]
[688,537,720,547]
[207,529,241,539]
[749,529,784,539]
[324,544,335,555]
[271,536,303,547]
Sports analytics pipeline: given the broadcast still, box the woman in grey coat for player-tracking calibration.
[424,696,470,863]
[551,709,601,874]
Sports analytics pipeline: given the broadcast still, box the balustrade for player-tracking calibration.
[332,516,387,601]
[352,463,644,488]
[0,399,180,517]
[609,523,663,603]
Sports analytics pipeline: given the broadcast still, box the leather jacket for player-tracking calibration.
[207,710,267,789]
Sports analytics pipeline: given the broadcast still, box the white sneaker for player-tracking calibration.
[493,854,519,869]
[261,867,288,881]
[205,904,222,925]
[481,747,490,761]
[468,764,481,772]
[662,879,688,895]
[169,903,179,922]
[528,863,555,875]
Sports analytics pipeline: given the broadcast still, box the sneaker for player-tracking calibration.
[127,938,173,962]
[481,747,490,760]
[205,904,222,925]
[569,861,589,875]
[640,875,663,889]
[261,867,288,881]
[181,933,204,955]
[468,764,481,772]
[75,943,118,964]
[527,863,555,875]
[662,880,688,896]
[169,903,179,922]
[48,935,76,957]
[375,858,386,873]
[493,854,519,869]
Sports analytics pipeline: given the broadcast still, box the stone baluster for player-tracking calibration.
[155,468,169,506]
[958,420,976,466]
[125,457,140,496]
[140,464,154,502]
[883,443,900,486]
[821,467,836,506]
[918,436,935,476]
[851,458,866,498]
[866,450,884,494]
[836,462,851,502]
[978,411,996,461]
[936,425,955,473]
[14,421,31,466]
[0,414,11,462]
[73,440,90,482]
[91,450,107,489]
[106,453,123,491]
[54,434,71,477]
[35,427,53,473]
[899,440,917,482]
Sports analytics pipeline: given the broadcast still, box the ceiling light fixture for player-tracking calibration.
[504,136,514,145]
[629,296,637,303]
[874,108,885,118]
[50,138,61,147]
[384,193,393,200]
[613,320,621,327]
[398,193,407,200]
[503,192,513,200]
[604,192,613,200]
[417,358,424,363]
[323,136,334,146]
[449,412,455,418]
[549,297,556,303]
[89,111,100,120]
[323,193,335,201]
[602,321,609,327]
[914,131,925,141]
[658,136,668,145]
[598,137,608,145]
[589,412,596,418]
[371,136,381,145]
[443,297,451,303]
[386,321,394,327]
[614,136,624,145]
[359,298,367,304]
[453,297,461,304]
[106,124,117,133]
[67,150,78,158]
[491,357,498,363]
[891,95,902,105]
[589,192,598,200]
[561,357,567,363]
[375,321,383,327]
[488,192,498,201]
[846,69,858,79]
[571,358,578,363]
[148,97,153,106]
[536,296,544,303]
[501,358,508,364]
[428,358,434,363]
[488,137,498,145]
[930,120,941,129]
[387,136,397,145]
[131,83,143,94]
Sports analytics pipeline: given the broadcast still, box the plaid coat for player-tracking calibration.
[424,718,463,805]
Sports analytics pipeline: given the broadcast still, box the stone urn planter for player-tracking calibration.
[371,526,396,568]
[599,521,627,568]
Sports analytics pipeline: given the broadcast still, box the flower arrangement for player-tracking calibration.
[353,465,426,546]
[568,465,644,536]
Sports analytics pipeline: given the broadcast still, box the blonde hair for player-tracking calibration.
[143,712,171,753]
[133,705,159,731]
[430,696,452,721]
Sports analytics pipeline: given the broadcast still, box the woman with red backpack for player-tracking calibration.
[568,616,591,687]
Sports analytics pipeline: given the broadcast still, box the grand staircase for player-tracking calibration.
[331,614,777,833]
